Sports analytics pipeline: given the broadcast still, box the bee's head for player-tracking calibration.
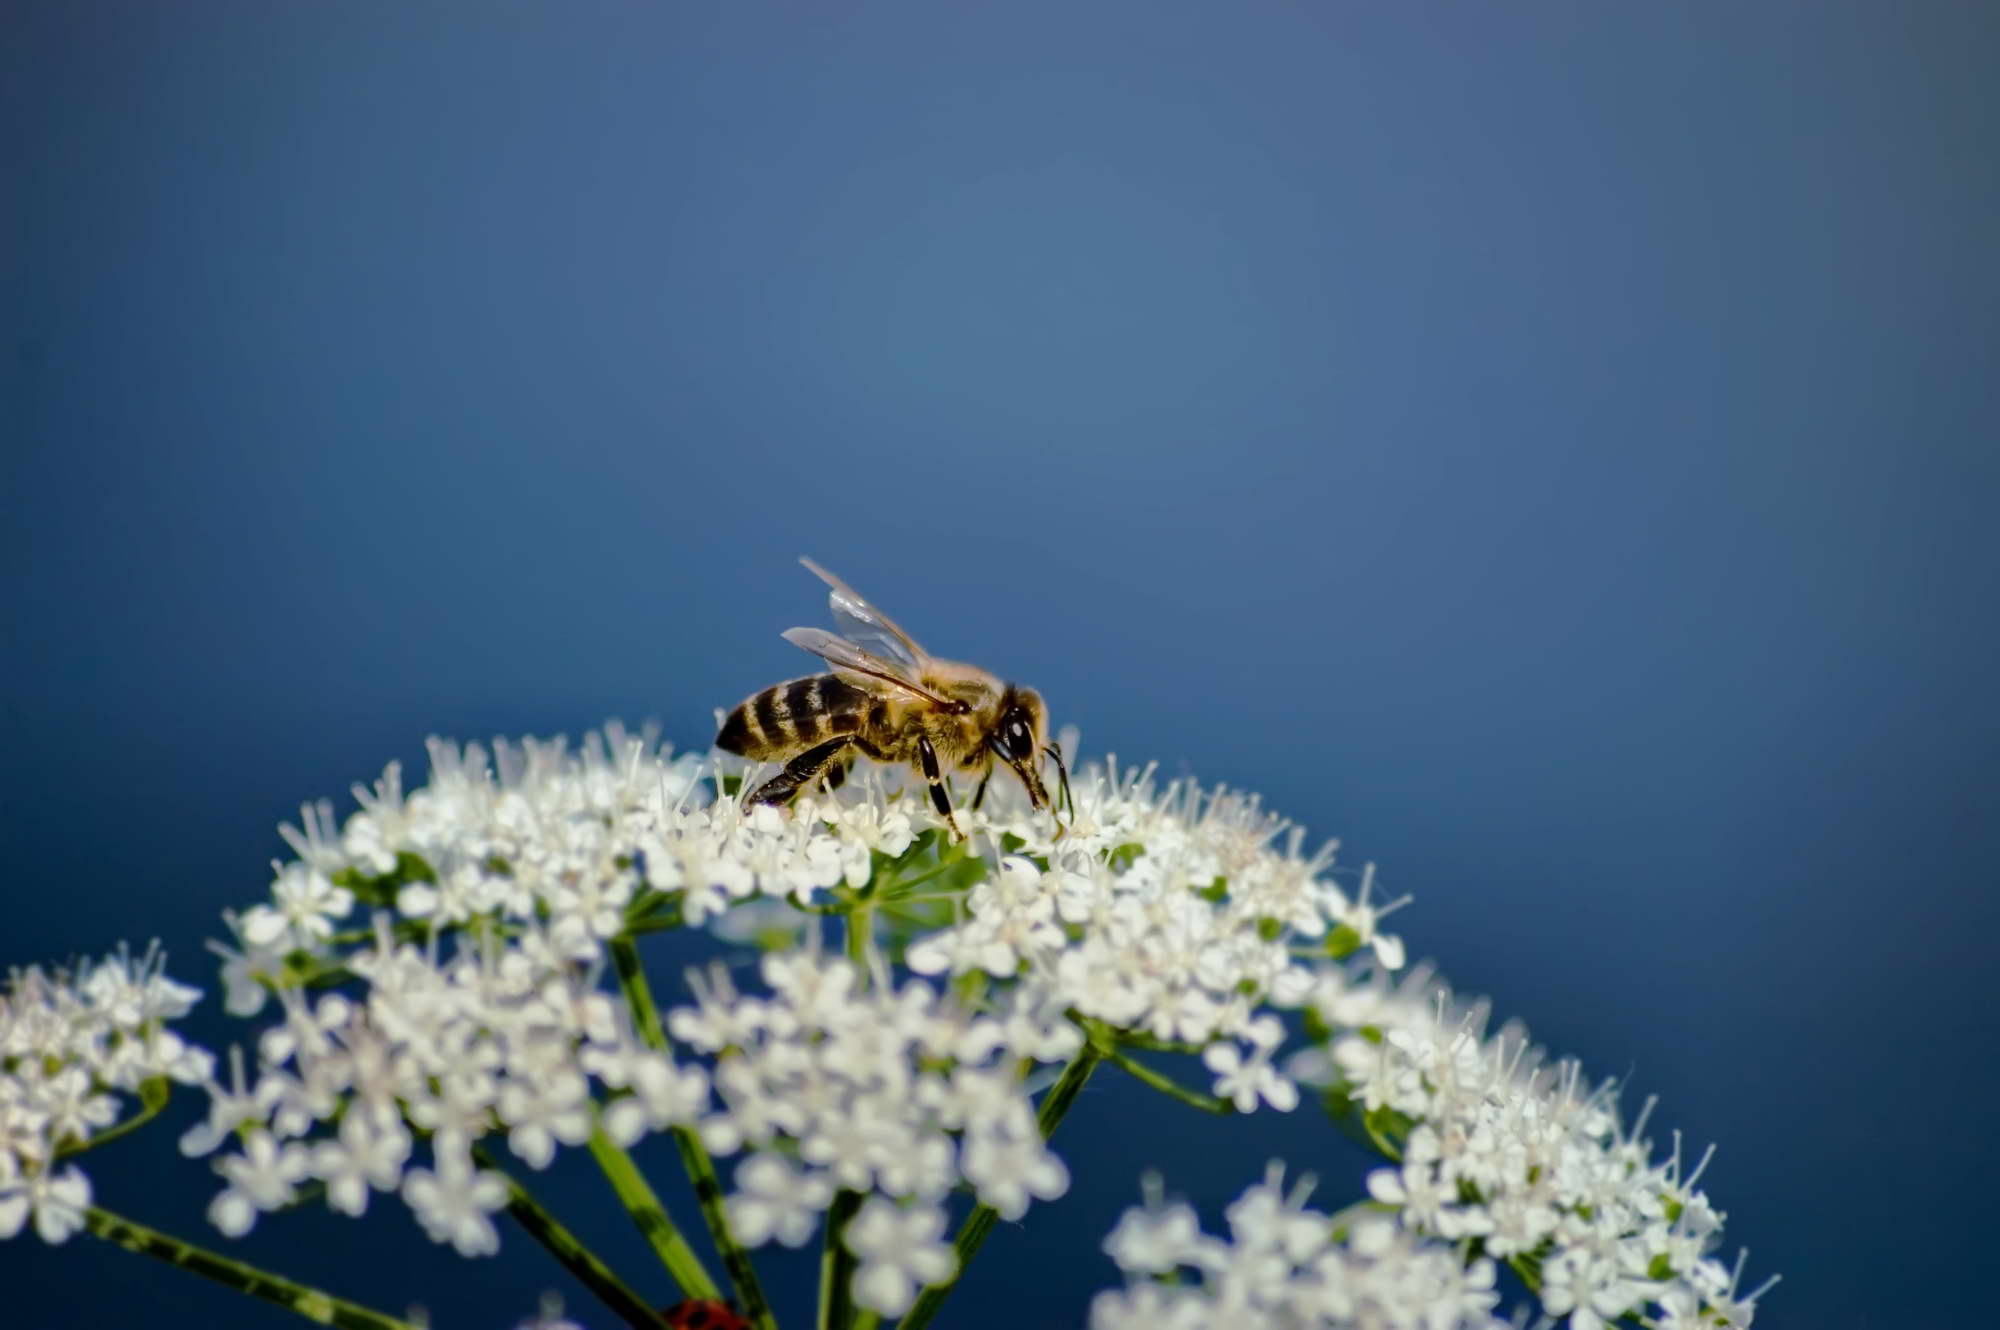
[990,686,1069,829]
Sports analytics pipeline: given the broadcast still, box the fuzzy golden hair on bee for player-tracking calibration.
[715,558,1071,840]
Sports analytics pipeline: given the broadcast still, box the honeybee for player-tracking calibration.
[717,558,1071,840]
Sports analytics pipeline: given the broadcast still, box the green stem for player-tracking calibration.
[1321,1087,1405,1163]
[879,853,964,898]
[83,1205,417,1330]
[611,936,776,1330]
[610,934,671,1048]
[819,1189,864,1330]
[894,1042,1104,1330]
[481,1152,669,1330]
[1094,1041,1236,1115]
[1069,1014,1235,1114]
[59,1076,170,1158]
[1096,1028,1205,1055]
[622,892,686,935]
[846,903,874,971]
[587,1118,720,1300]
[668,1126,773,1330]
[1365,1116,1403,1161]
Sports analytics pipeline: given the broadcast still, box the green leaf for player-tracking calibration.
[1105,842,1145,873]
[330,865,394,907]
[330,852,436,908]
[941,856,989,891]
[1364,1103,1415,1154]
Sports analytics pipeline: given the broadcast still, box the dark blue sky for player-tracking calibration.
[6,3,1996,1327]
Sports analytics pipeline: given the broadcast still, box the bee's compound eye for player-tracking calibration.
[1003,712,1036,761]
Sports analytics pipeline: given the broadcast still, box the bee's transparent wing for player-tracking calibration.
[781,627,956,708]
[799,557,929,673]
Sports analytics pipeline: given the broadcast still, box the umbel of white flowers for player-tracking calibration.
[0,725,1775,1330]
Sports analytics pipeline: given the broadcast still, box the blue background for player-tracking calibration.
[6,2,1995,1327]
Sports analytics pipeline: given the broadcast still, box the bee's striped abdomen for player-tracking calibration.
[715,674,867,758]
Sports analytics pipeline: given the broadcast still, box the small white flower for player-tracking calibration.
[78,942,202,1029]
[844,1197,954,1316]
[402,1147,510,1257]
[1088,1281,1209,1330]
[0,1164,91,1244]
[240,862,353,950]
[591,1047,708,1147]
[960,1125,1069,1221]
[1542,1241,1650,1330]
[1203,1041,1299,1113]
[312,1106,411,1217]
[1102,1180,1207,1275]
[498,1068,593,1171]
[205,912,286,1016]
[726,1152,832,1248]
[812,792,916,885]
[34,1066,118,1151]
[208,1130,312,1237]
[514,1293,586,1330]
[180,1046,279,1157]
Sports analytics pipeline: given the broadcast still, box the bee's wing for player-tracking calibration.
[799,557,929,673]
[781,627,957,708]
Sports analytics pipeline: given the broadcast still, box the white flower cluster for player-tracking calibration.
[176,727,1079,1306]
[176,729,765,1254]
[180,915,709,1255]
[1091,1164,1506,1330]
[220,723,892,991]
[672,949,1073,1314]
[905,759,1408,1117]
[1292,963,1776,1330]
[0,944,210,1242]
[8,721,1765,1330]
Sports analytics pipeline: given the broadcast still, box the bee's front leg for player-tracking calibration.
[746,738,854,809]
[916,735,964,841]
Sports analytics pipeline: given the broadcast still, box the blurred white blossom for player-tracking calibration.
[1092,1164,1505,1330]
[0,944,211,1244]
[843,1195,955,1316]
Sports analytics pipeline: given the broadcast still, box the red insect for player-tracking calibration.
[661,1299,752,1330]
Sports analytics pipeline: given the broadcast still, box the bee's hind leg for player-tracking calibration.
[745,738,854,809]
